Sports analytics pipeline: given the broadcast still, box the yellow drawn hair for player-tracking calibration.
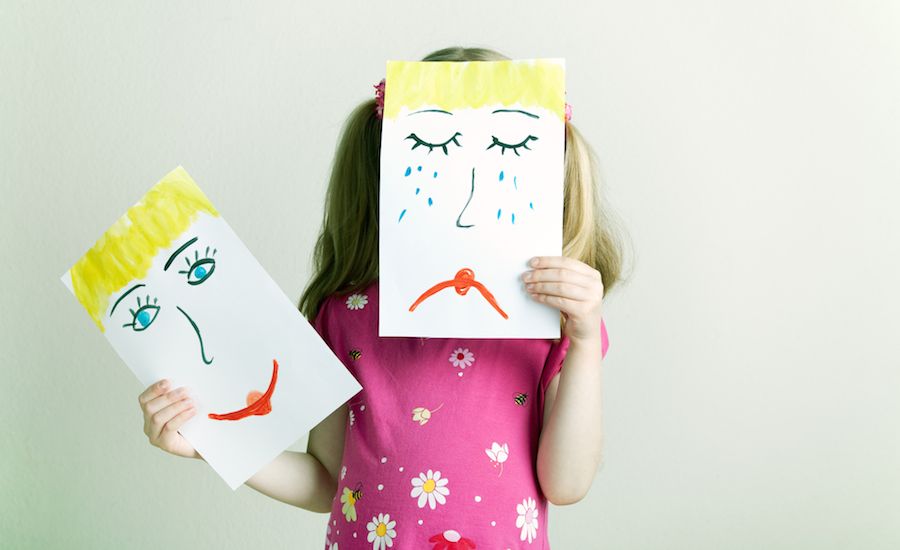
[383,58,566,121]
[68,166,218,331]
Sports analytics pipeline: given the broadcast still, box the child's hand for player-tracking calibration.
[138,379,202,460]
[522,256,605,344]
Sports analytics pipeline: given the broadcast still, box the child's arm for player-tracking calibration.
[244,402,348,512]
[536,338,605,505]
[524,255,606,506]
[243,450,335,512]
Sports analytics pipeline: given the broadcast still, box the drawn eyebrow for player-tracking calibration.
[110,283,145,317]
[491,109,540,119]
[409,109,453,116]
[164,237,198,271]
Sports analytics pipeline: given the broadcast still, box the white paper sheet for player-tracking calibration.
[379,58,567,338]
[61,166,362,489]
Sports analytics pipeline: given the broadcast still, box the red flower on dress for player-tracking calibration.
[428,529,476,550]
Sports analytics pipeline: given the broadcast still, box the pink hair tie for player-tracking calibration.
[565,102,573,122]
[374,78,386,119]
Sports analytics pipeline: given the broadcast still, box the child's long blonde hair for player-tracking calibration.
[299,46,630,327]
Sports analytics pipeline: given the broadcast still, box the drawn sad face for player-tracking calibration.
[379,59,566,326]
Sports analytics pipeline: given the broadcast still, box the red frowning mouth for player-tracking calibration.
[208,359,279,421]
[408,268,508,319]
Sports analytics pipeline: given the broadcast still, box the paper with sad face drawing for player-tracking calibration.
[379,58,567,338]
[61,166,362,490]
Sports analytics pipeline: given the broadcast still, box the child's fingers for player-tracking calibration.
[147,397,194,442]
[524,267,597,289]
[161,405,197,435]
[144,386,191,416]
[526,281,594,302]
[138,379,169,406]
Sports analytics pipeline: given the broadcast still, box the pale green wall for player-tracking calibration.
[3,1,899,549]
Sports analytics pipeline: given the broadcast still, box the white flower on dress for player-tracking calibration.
[410,469,450,509]
[449,347,475,368]
[346,293,368,310]
[516,496,539,544]
[328,543,338,550]
[485,442,509,477]
[366,513,396,550]
[349,409,355,426]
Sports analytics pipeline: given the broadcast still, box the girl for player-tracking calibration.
[138,46,626,549]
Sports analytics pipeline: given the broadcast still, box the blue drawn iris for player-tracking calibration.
[137,310,152,327]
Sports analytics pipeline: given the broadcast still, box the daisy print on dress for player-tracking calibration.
[449,347,475,368]
[341,482,363,521]
[485,441,509,477]
[516,496,539,544]
[428,529,477,550]
[346,293,368,310]
[410,469,450,509]
[366,513,397,550]
[411,403,444,426]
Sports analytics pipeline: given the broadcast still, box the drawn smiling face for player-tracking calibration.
[378,59,566,337]
[65,170,282,422]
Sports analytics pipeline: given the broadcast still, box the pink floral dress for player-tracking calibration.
[311,279,609,549]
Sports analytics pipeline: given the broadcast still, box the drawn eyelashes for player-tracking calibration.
[486,135,539,156]
[123,295,160,331]
[405,132,463,155]
[405,132,539,156]
[179,246,217,285]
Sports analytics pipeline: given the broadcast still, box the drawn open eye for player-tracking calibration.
[179,246,217,285]
[486,135,539,156]
[405,132,463,155]
[123,295,160,332]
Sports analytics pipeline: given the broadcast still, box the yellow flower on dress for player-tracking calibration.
[410,469,450,509]
[346,293,368,310]
[366,513,397,550]
[411,403,443,425]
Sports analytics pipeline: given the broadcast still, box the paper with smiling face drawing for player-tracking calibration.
[61,166,362,490]
[379,58,566,338]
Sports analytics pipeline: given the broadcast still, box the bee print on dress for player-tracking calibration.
[349,348,362,361]
[513,392,528,406]
[340,481,363,522]
[428,528,477,549]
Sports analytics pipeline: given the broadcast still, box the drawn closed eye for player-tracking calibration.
[123,295,160,331]
[179,246,217,285]
[405,132,463,155]
[486,135,539,156]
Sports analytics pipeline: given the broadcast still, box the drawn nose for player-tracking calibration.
[176,305,214,365]
[456,167,476,228]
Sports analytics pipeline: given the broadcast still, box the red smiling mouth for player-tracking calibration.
[409,268,508,319]
[208,359,279,421]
